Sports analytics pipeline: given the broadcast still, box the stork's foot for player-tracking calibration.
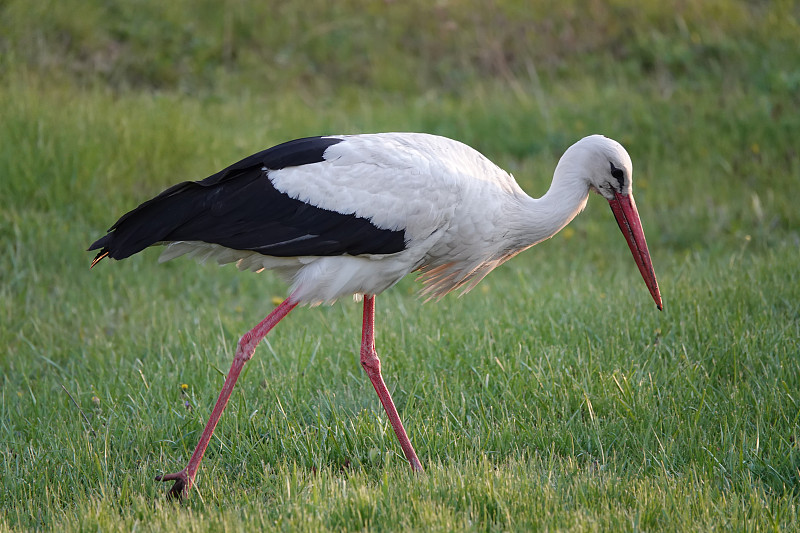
[155,469,191,501]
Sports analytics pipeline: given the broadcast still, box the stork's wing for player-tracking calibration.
[88,137,406,263]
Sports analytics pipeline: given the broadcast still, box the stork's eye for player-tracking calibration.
[610,163,624,183]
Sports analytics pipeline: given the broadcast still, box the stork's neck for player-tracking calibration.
[514,166,591,248]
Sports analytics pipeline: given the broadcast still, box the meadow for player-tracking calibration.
[1,0,799,530]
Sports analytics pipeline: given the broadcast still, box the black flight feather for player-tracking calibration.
[88,136,407,264]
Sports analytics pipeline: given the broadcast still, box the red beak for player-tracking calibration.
[608,192,662,310]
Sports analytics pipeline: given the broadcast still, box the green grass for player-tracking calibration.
[2,0,799,530]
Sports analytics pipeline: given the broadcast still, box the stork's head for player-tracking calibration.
[561,135,663,310]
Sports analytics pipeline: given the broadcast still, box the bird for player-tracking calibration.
[88,132,662,499]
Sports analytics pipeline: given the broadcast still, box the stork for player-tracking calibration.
[89,132,662,499]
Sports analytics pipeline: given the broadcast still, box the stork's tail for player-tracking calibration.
[86,179,205,267]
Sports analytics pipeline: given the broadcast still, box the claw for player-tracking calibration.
[156,470,190,501]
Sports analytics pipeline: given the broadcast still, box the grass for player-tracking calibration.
[1,0,799,530]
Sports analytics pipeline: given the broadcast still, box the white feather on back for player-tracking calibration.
[268,133,521,241]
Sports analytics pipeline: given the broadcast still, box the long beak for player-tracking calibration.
[608,192,662,310]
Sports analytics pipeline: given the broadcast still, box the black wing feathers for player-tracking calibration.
[89,136,407,262]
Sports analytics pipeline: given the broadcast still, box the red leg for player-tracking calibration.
[156,295,299,499]
[360,295,423,472]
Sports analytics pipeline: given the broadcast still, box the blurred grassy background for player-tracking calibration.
[1,0,799,531]
[3,0,798,95]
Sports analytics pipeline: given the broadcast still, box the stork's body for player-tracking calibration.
[89,132,661,499]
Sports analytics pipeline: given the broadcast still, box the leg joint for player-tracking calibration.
[360,348,381,377]
[235,334,257,363]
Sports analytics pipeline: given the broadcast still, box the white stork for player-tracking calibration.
[89,132,662,499]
